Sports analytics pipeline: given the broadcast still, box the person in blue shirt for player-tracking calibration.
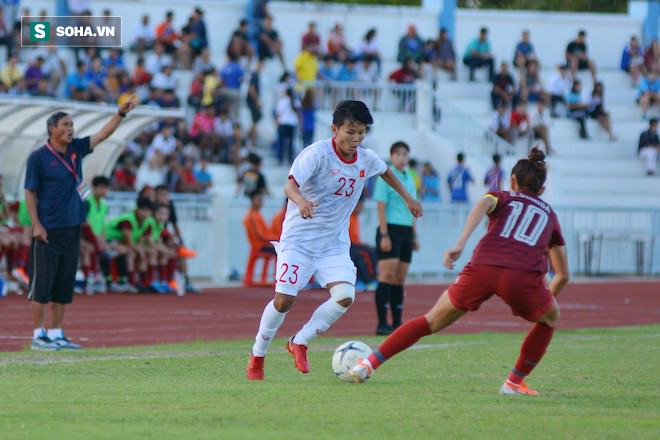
[565,80,589,139]
[621,36,644,86]
[447,153,474,202]
[337,58,358,82]
[318,55,336,80]
[220,53,245,120]
[194,158,213,192]
[397,24,424,64]
[85,57,108,102]
[301,88,317,148]
[420,161,440,201]
[513,30,536,70]
[462,27,494,82]
[25,97,138,351]
[66,61,90,101]
[637,72,660,119]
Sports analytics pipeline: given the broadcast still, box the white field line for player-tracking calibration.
[0,333,657,366]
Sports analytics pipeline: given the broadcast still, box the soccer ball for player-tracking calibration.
[332,341,373,383]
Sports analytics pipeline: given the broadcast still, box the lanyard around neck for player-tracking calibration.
[45,141,78,180]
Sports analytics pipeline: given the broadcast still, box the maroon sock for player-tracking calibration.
[130,270,139,286]
[82,263,91,277]
[159,264,168,281]
[19,245,30,268]
[367,316,432,369]
[91,253,98,273]
[508,323,555,385]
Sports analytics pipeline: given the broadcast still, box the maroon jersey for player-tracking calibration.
[471,190,565,273]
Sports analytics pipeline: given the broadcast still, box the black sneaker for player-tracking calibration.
[376,325,394,336]
[31,335,60,351]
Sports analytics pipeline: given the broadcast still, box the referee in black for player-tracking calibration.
[25,96,137,351]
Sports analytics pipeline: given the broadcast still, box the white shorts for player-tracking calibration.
[274,246,357,297]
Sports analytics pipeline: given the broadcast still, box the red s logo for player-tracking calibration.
[360,170,365,178]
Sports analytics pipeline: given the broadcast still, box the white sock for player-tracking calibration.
[251,300,287,357]
[33,328,45,339]
[293,300,347,346]
[47,328,63,340]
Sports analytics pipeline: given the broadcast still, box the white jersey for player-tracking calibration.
[279,138,387,257]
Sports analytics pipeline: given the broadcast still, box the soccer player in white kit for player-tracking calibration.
[246,101,423,380]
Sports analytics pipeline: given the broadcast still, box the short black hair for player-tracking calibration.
[650,118,658,126]
[136,197,153,210]
[92,175,110,187]
[153,202,169,212]
[457,153,465,162]
[480,27,488,34]
[578,30,586,37]
[154,184,168,192]
[248,189,264,200]
[46,111,70,138]
[332,100,374,128]
[493,153,501,163]
[390,141,410,155]
[247,152,262,165]
[240,18,248,26]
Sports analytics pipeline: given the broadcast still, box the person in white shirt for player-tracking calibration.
[489,101,512,143]
[275,88,302,164]
[131,14,155,53]
[146,125,177,160]
[150,65,177,91]
[548,64,573,117]
[358,28,381,72]
[246,100,423,380]
[145,43,173,76]
[530,100,553,154]
[135,150,167,190]
[356,56,379,82]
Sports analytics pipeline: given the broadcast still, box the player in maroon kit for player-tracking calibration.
[351,148,570,396]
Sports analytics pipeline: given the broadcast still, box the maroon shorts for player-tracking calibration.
[448,263,554,322]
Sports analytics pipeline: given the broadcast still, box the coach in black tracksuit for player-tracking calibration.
[25,97,137,351]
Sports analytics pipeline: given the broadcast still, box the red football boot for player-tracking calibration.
[246,353,265,380]
[286,337,310,374]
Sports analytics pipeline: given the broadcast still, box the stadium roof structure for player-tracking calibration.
[0,96,183,197]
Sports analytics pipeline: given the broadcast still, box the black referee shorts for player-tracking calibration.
[376,224,414,264]
[28,226,81,305]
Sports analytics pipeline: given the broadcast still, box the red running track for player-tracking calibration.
[0,282,658,352]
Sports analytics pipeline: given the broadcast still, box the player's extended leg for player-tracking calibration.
[288,282,355,374]
[351,290,465,381]
[501,298,560,396]
[247,293,296,380]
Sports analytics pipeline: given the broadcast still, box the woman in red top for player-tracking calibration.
[351,148,570,396]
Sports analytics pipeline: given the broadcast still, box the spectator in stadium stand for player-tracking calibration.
[519,59,546,104]
[275,88,301,165]
[179,158,203,193]
[247,61,263,146]
[318,55,337,80]
[463,27,494,82]
[193,48,215,76]
[132,57,152,87]
[227,19,254,64]
[37,47,66,96]
[295,41,319,83]
[131,14,155,54]
[389,59,419,84]
[0,54,22,92]
[220,53,245,120]
[186,7,208,58]
[226,122,246,165]
[548,64,572,117]
[188,72,204,107]
[146,124,177,160]
[621,36,644,86]
[85,57,108,102]
[491,62,516,110]
[257,16,285,67]
[565,80,589,139]
[510,101,531,144]
[565,30,597,82]
[194,158,213,191]
[358,29,381,71]
[145,43,173,76]
[638,118,660,175]
[433,28,456,80]
[237,153,269,196]
[302,22,321,56]
[65,61,90,101]
[159,89,181,108]
[588,82,617,141]
[644,39,660,74]
[136,149,167,190]
[112,156,137,191]
[489,101,512,143]
[150,65,177,96]
[201,67,220,107]
[356,56,379,83]
[337,58,358,82]
[397,24,424,64]
[164,155,183,192]
[327,23,351,62]
[24,56,44,95]
[243,189,279,257]
[512,29,536,70]
[447,153,474,203]
[25,99,137,351]
[484,154,504,192]
[530,100,553,154]
[155,10,179,55]
[349,197,378,291]
[301,89,317,148]
[420,162,440,201]
[636,71,660,119]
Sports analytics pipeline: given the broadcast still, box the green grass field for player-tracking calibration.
[1,325,659,439]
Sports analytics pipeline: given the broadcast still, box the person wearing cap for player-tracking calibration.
[24,97,138,351]
[397,24,424,64]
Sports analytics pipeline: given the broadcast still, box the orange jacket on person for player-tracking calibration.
[349,212,361,244]
[243,208,279,250]
[270,208,286,240]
